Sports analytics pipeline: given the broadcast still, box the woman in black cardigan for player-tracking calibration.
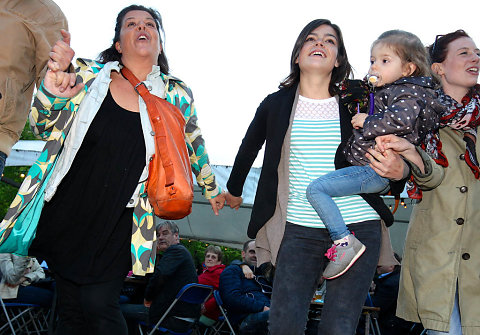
[225,19,406,334]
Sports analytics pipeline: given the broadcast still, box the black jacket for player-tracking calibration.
[227,82,404,238]
[145,244,199,324]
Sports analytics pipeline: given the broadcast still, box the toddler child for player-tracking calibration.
[306,30,446,279]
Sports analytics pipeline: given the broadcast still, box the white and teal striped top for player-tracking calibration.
[286,95,379,229]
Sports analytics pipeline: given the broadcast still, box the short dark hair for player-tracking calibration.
[279,19,351,96]
[428,30,470,64]
[157,221,179,235]
[373,30,431,77]
[205,245,223,263]
[242,239,255,252]
[97,4,169,74]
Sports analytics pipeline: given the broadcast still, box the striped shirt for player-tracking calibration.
[286,95,379,228]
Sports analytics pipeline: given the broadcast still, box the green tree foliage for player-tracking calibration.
[0,122,38,218]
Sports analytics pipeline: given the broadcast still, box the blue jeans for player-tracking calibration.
[428,288,462,335]
[239,310,269,335]
[0,150,6,176]
[306,165,389,241]
[269,220,381,335]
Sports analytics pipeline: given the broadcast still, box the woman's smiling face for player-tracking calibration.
[295,24,339,75]
[435,37,480,97]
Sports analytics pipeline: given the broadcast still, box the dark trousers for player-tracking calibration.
[269,220,381,335]
[55,275,127,335]
[5,285,54,308]
[239,310,269,335]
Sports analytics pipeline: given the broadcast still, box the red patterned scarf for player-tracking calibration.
[408,85,480,199]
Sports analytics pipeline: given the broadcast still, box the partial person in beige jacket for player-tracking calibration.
[373,30,480,335]
[0,0,68,175]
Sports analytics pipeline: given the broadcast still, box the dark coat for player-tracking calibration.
[218,264,270,325]
[145,244,199,324]
[227,82,405,237]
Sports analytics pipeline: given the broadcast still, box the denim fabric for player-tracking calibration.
[0,150,6,176]
[269,220,381,335]
[428,288,462,335]
[306,165,389,240]
[239,310,269,335]
[3,285,54,308]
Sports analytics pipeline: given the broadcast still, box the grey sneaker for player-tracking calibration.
[322,234,366,279]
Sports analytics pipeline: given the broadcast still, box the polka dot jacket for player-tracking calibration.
[344,76,446,166]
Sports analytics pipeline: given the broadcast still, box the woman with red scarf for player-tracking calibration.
[371,30,480,335]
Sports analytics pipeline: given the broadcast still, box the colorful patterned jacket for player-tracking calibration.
[0,59,221,275]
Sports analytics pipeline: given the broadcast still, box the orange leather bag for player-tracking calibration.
[121,67,193,219]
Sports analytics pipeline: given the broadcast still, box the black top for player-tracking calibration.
[145,244,199,324]
[227,82,406,238]
[30,89,146,284]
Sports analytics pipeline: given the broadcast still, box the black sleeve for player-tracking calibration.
[226,95,270,197]
[144,246,185,301]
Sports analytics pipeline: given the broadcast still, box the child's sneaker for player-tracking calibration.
[322,234,366,279]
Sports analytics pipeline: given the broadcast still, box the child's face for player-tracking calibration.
[368,43,413,87]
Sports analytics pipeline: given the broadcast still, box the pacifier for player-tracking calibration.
[367,75,378,85]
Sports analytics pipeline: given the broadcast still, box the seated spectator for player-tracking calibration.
[198,245,226,326]
[370,253,414,335]
[0,253,53,308]
[121,221,199,333]
[219,240,270,335]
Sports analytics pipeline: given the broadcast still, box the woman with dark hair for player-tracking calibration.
[373,30,480,334]
[225,19,403,334]
[0,4,224,334]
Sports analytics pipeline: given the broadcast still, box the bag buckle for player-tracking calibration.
[134,82,147,95]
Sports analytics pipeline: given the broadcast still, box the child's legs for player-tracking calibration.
[306,165,389,241]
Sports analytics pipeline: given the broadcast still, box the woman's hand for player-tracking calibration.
[208,192,226,216]
[241,264,254,279]
[44,30,84,97]
[366,147,408,181]
[48,30,75,72]
[375,135,414,155]
[375,135,424,173]
[225,192,242,210]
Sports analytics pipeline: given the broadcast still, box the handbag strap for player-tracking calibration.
[120,66,175,187]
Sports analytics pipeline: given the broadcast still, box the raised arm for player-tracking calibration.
[44,30,84,98]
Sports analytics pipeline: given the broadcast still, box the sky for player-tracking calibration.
[55,0,480,166]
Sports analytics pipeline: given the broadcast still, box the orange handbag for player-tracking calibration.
[121,67,193,219]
